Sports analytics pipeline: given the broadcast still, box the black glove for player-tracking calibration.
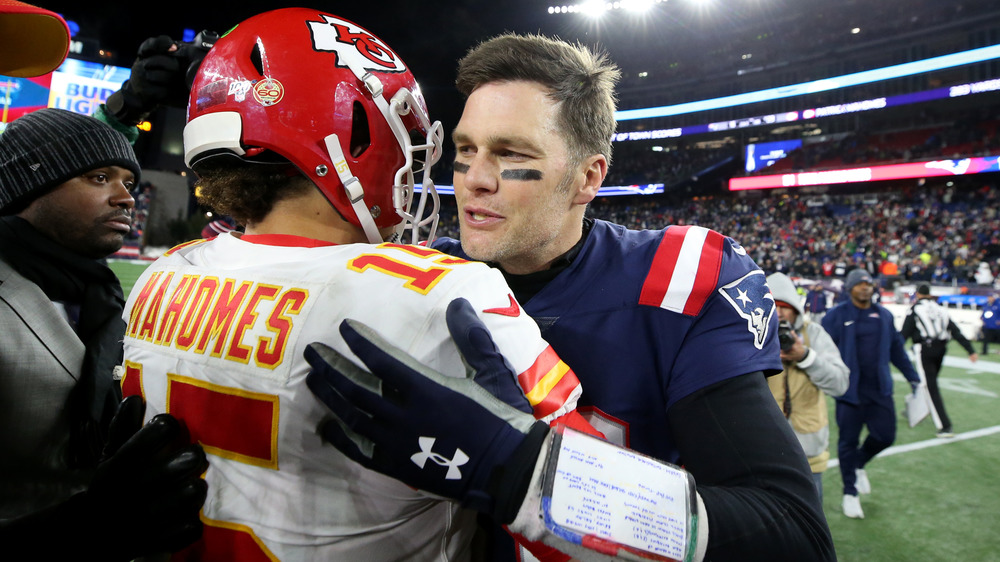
[445,297,533,414]
[306,298,549,523]
[105,35,188,125]
[1,396,209,560]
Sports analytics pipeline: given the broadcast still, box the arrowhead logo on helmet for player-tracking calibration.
[308,15,407,74]
[184,8,443,246]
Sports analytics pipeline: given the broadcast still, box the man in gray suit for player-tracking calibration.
[0,108,207,559]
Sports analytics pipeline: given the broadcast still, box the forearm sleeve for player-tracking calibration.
[667,372,836,562]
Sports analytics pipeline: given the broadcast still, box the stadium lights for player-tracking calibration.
[547,0,666,16]
[616,43,1000,121]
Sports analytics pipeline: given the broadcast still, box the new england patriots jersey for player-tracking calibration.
[120,233,584,561]
[434,219,782,463]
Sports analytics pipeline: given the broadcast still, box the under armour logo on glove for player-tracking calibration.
[411,437,469,480]
[305,298,550,521]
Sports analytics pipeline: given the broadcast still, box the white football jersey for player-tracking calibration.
[121,233,582,561]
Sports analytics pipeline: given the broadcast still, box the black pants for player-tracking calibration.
[983,328,1000,354]
[920,340,951,431]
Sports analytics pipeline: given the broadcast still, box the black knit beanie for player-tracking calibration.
[0,108,141,214]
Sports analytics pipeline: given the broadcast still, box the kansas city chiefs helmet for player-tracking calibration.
[183,8,443,244]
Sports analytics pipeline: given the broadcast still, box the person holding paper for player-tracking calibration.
[425,32,833,562]
[900,284,978,438]
[306,299,705,562]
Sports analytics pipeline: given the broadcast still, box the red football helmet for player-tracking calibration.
[184,8,442,243]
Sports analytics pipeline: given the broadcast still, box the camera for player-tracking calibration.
[175,30,220,89]
[777,320,796,352]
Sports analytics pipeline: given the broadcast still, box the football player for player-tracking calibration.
[425,33,835,561]
[121,9,590,560]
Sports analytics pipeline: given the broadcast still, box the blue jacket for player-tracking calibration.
[821,301,919,405]
[982,299,1000,330]
[806,289,827,313]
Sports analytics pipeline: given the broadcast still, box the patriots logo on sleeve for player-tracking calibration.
[718,270,775,349]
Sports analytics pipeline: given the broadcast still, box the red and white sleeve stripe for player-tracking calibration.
[639,225,725,316]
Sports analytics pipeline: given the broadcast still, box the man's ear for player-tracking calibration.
[573,153,607,206]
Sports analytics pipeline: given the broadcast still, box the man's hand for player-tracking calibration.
[83,395,209,557]
[778,328,809,363]
[444,297,533,414]
[105,35,188,125]
[2,396,209,560]
[305,298,548,522]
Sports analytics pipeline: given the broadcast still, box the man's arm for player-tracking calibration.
[889,320,921,385]
[947,318,978,358]
[306,303,707,562]
[800,324,850,397]
[668,373,836,562]
[899,309,917,343]
[0,396,208,560]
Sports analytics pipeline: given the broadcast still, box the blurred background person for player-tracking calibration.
[200,214,237,239]
[805,282,829,324]
[982,293,1000,355]
[766,272,849,503]
[900,283,978,438]
[821,268,921,519]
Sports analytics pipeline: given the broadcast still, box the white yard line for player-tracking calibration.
[828,425,1000,469]
[944,356,1000,374]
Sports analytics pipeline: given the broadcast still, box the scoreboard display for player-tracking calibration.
[1,58,130,131]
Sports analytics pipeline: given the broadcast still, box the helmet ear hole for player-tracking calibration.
[350,100,371,158]
[250,42,265,76]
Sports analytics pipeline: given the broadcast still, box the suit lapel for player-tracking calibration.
[0,259,85,380]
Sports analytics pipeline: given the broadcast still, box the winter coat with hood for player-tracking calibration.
[766,273,849,473]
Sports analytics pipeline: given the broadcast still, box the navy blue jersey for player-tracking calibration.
[434,219,782,464]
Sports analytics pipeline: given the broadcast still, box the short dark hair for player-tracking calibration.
[455,33,620,165]
[193,160,312,225]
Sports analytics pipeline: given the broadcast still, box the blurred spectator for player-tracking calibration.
[821,269,921,520]
[982,294,1000,355]
[200,215,236,239]
[805,283,829,323]
[766,273,849,503]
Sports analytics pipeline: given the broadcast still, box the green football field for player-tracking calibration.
[108,259,1000,559]
[108,259,151,297]
[823,340,1000,562]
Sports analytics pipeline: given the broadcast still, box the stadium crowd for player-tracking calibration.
[435,181,1000,290]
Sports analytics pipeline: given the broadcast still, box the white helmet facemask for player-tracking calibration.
[323,60,443,245]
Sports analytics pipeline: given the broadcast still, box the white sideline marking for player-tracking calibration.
[891,372,998,397]
[828,425,1000,469]
[944,356,1000,374]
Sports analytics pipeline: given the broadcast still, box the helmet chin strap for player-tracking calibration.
[330,57,440,245]
[323,133,386,244]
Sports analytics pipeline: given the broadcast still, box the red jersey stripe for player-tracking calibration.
[529,367,582,420]
[517,345,561,391]
[167,375,279,469]
[638,225,689,308]
[682,229,725,315]
[640,225,725,316]
[517,346,582,420]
